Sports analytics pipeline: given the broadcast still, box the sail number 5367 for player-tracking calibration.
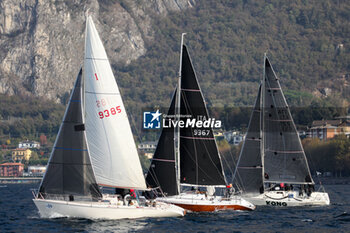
[98,106,121,119]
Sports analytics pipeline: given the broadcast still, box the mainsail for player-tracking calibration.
[262,56,313,184]
[145,90,178,196]
[179,45,226,186]
[39,69,101,199]
[234,85,263,194]
[84,16,146,189]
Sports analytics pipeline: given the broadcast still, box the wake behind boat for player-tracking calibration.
[33,15,185,219]
[233,54,329,207]
[145,34,255,212]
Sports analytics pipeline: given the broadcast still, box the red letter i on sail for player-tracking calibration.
[94,73,99,80]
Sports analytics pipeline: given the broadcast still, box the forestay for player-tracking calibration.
[84,16,146,189]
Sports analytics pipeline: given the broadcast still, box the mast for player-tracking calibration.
[261,53,266,186]
[176,33,186,193]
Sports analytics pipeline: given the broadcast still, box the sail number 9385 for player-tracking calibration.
[98,106,121,119]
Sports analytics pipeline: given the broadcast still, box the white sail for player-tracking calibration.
[84,16,146,189]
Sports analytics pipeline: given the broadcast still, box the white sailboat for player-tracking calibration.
[233,54,330,207]
[145,34,255,212]
[33,16,185,219]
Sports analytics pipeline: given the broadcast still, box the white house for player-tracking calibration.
[138,141,157,152]
[18,140,40,149]
[28,165,46,176]
[223,130,245,145]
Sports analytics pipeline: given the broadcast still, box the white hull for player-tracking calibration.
[33,198,185,219]
[244,191,330,207]
[156,192,255,212]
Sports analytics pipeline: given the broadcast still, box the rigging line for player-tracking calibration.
[181,88,201,92]
[85,91,120,95]
[147,167,162,193]
[265,149,304,154]
[85,57,108,60]
[180,136,215,140]
[180,90,223,184]
[180,89,199,185]
[180,140,219,184]
[151,158,175,162]
[219,151,235,182]
[200,134,226,182]
[129,111,142,146]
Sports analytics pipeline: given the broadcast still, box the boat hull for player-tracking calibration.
[33,199,185,219]
[244,191,330,207]
[156,193,255,212]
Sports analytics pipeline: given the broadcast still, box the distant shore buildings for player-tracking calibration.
[11,148,32,163]
[0,163,24,177]
[138,141,157,159]
[309,118,350,141]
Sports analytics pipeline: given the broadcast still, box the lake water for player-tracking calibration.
[0,183,349,232]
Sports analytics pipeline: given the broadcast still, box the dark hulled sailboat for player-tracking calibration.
[146,34,255,212]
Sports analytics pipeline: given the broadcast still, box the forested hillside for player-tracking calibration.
[116,0,349,111]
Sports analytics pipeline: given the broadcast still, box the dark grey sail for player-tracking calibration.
[145,90,178,196]
[262,57,313,184]
[179,45,226,186]
[39,69,102,199]
[234,85,263,194]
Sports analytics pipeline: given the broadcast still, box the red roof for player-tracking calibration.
[0,162,24,166]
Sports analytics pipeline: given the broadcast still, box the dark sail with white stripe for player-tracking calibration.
[234,85,263,194]
[146,90,178,196]
[39,69,102,199]
[179,45,226,186]
[263,56,313,184]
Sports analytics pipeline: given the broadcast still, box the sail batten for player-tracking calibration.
[84,16,146,190]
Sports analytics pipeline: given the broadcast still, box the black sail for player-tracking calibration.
[263,57,313,184]
[145,90,178,196]
[39,69,102,199]
[234,85,263,194]
[179,45,226,186]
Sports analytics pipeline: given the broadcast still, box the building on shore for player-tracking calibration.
[138,141,157,159]
[309,118,350,141]
[27,166,46,176]
[0,162,24,177]
[11,148,32,162]
[223,130,245,145]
